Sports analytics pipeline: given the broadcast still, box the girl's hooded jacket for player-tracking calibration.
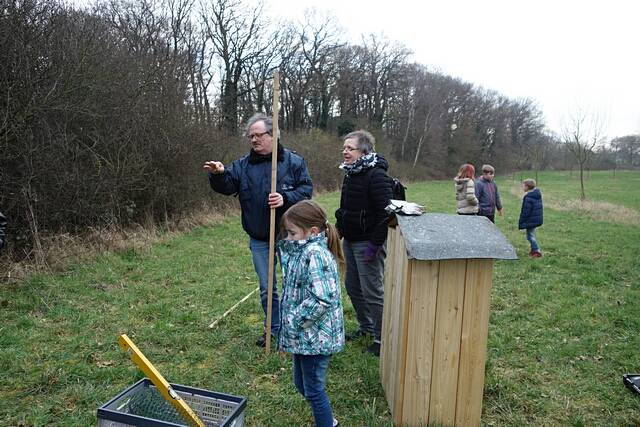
[454,177,479,214]
[277,233,345,355]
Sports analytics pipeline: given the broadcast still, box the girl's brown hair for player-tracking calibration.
[456,163,476,179]
[280,200,344,267]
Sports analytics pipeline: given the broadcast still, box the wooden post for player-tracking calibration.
[265,71,280,354]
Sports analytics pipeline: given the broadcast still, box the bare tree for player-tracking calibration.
[241,24,294,117]
[358,34,410,127]
[299,12,342,129]
[509,97,546,174]
[279,10,342,130]
[412,71,448,168]
[562,107,605,199]
[200,0,273,133]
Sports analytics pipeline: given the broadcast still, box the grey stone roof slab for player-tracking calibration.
[395,213,518,261]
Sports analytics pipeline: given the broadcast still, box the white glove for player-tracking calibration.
[385,200,425,216]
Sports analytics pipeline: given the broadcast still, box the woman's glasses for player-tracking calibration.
[342,146,359,152]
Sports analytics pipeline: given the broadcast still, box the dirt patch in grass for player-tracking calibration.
[510,185,640,226]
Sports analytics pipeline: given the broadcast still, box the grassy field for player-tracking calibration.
[1,170,639,426]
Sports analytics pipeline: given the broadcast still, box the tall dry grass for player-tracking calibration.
[0,200,239,283]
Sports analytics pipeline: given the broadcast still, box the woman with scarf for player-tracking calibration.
[334,130,393,357]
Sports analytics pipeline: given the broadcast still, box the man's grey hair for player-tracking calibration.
[245,113,273,137]
[344,130,376,155]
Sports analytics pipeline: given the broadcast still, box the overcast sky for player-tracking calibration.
[266,0,640,139]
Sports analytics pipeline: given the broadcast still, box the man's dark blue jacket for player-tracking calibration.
[518,188,543,229]
[208,144,313,241]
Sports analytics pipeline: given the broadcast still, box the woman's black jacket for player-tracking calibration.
[335,156,393,246]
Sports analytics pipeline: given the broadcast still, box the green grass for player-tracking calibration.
[1,171,640,426]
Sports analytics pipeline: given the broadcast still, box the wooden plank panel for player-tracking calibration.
[380,227,397,399]
[381,227,409,417]
[455,259,493,426]
[389,230,411,424]
[400,260,439,425]
[429,259,467,425]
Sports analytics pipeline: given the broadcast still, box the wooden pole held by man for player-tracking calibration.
[265,71,280,354]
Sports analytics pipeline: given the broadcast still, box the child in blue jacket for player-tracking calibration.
[518,179,543,257]
[278,200,345,427]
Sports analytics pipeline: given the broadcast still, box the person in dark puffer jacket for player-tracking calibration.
[204,113,313,347]
[518,179,543,257]
[335,130,393,357]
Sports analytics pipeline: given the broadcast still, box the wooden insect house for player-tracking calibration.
[380,213,517,426]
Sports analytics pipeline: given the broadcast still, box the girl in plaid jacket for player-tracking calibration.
[278,200,345,427]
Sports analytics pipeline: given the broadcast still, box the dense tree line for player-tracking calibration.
[1,0,637,254]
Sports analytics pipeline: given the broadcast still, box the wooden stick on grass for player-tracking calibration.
[208,287,260,329]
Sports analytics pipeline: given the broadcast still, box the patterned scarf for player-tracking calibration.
[339,152,378,175]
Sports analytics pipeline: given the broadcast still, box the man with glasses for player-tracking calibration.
[204,113,313,347]
[475,164,503,223]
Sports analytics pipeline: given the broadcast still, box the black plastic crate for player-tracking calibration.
[97,379,246,427]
